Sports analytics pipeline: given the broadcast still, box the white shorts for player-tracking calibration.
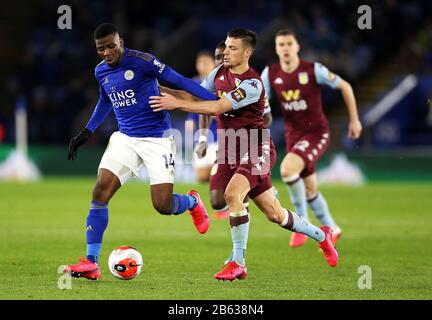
[193,142,218,169]
[99,131,175,185]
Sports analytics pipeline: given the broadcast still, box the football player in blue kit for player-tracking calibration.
[64,23,217,280]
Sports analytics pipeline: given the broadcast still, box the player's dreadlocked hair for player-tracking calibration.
[227,28,257,49]
[94,23,119,39]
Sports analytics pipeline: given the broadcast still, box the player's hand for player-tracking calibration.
[149,93,181,112]
[194,141,208,159]
[68,128,92,160]
[348,119,362,139]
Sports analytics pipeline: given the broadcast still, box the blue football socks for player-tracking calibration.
[171,193,196,215]
[86,201,109,264]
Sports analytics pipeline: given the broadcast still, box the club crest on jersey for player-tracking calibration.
[124,70,134,80]
[298,72,309,85]
[231,88,246,102]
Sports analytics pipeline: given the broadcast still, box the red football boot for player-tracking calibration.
[289,232,308,248]
[79,268,101,280]
[64,258,101,280]
[213,209,229,220]
[318,226,339,267]
[187,190,209,234]
[214,261,247,281]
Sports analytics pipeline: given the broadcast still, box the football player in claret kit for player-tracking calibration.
[150,28,339,281]
[261,29,362,247]
[194,41,273,221]
[64,23,218,280]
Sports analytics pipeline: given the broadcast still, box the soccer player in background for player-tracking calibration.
[261,29,362,247]
[64,23,217,280]
[150,28,338,281]
[184,51,218,183]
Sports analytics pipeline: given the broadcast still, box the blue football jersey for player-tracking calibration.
[93,48,171,138]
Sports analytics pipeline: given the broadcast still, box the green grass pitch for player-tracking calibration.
[0,178,431,300]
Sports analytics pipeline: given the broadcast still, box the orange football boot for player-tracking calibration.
[214,209,229,220]
[289,232,308,248]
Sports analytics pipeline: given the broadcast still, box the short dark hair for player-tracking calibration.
[275,29,297,40]
[227,28,257,49]
[216,40,226,50]
[94,23,119,40]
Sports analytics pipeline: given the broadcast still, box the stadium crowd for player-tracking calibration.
[0,0,430,146]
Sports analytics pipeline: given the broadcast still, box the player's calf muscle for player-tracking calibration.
[92,183,117,204]
[151,196,173,215]
[153,203,172,215]
[254,191,284,224]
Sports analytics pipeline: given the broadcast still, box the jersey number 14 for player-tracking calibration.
[162,154,175,169]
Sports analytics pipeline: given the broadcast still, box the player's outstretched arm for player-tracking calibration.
[150,93,232,116]
[159,68,218,101]
[158,85,199,102]
[337,79,362,139]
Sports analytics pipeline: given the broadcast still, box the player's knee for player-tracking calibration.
[196,174,210,184]
[224,191,241,207]
[92,184,113,204]
[280,164,296,179]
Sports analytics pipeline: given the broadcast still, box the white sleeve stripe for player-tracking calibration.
[314,62,340,89]
[261,66,272,100]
